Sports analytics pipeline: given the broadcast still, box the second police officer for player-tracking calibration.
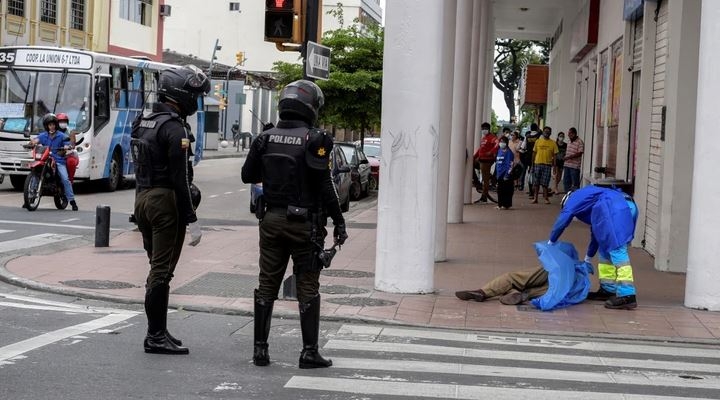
[241,79,348,369]
[131,65,208,355]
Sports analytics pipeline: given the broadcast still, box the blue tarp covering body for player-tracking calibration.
[530,241,594,311]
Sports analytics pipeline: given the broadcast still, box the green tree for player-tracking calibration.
[272,9,383,139]
[493,39,548,120]
[490,109,499,134]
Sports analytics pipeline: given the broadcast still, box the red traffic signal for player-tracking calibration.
[264,0,302,44]
[266,0,293,9]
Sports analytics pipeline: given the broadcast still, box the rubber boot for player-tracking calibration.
[143,284,189,354]
[298,295,332,369]
[253,290,274,366]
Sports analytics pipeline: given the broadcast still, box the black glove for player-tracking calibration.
[333,222,348,245]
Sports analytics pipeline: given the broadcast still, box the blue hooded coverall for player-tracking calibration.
[549,185,639,297]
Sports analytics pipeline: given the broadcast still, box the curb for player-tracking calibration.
[1,259,717,347]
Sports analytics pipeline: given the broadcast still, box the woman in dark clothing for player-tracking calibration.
[495,136,515,209]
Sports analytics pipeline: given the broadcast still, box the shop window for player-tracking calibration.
[120,0,152,26]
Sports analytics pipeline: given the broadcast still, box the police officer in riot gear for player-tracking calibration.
[241,79,348,369]
[131,65,209,355]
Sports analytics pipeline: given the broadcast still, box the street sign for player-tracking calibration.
[306,41,331,80]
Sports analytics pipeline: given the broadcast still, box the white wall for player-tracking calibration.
[109,1,159,55]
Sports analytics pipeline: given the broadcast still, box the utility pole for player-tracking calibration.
[207,39,221,76]
[302,0,320,81]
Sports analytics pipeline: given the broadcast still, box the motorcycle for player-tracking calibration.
[22,142,69,211]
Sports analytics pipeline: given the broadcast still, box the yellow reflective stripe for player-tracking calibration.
[598,263,616,281]
[616,265,634,283]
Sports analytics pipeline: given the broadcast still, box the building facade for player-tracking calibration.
[0,0,165,60]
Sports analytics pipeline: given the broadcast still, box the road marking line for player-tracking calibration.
[284,376,700,400]
[0,302,102,313]
[60,218,80,223]
[324,339,720,374]
[0,229,14,234]
[337,324,720,359]
[209,195,219,198]
[0,313,136,363]
[0,233,81,253]
[223,192,233,195]
[0,293,139,315]
[0,220,122,231]
[238,189,247,192]
[330,357,720,390]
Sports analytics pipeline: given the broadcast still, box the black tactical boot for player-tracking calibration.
[144,284,189,354]
[253,290,274,366]
[70,200,78,211]
[605,295,637,310]
[298,295,332,369]
[586,287,615,301]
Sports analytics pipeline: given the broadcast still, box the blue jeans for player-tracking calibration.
[56,163,75,201]
[562,167,580,192]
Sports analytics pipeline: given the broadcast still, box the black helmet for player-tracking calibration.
[278,80,324,124]
[42,113,59,131]
[158,65,210,117]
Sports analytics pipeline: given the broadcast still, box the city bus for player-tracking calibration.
[0,46,205,191]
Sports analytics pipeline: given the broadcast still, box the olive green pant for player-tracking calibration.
[257,210,322,303]
[481,267,549,299]
[135,188,186,289]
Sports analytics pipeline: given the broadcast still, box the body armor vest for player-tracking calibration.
[131,112,182,189]
[261,126,318,209]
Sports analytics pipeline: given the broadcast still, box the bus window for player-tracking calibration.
[54,73,91,133]
[143,70,157,110]
[111,66,127,108]
[95,76,110,132]
[128,68,144,109]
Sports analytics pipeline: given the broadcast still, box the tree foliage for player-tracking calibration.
[493,39,549,120]
[272,9,384,135]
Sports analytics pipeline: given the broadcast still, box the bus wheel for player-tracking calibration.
[103,152,122,192]
[10,175,25,191]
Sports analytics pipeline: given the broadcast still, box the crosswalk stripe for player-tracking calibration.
[324,339,720,374]
[0,220,121,231]
[0,229,13,234]
[284,376,701,400]
[0,233,80,253]
[330,357,720,390]
[0,293,138,315]
[337,324,720,359]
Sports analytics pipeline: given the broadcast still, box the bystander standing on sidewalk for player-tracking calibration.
[520,123,541,196]
[531,126,558,205]
[563,127,584,192]
[473,122,498,203]
[552,131,567,195]
[495,136,514,210]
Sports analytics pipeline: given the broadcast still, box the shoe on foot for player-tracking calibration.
[604,295,637,310]
[70,200,78,211]
[531,199,538,204]
[478,197,488,203]
[455,290,486,302]
[586,288,615,301]
[499,291,529,305]
[544,198,551,204]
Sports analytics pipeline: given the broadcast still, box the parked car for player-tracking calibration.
[336,142,371,200]
[248,145,352,214]
[360,141,380,190]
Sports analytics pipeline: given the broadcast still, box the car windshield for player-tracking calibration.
[363,144,381,158]
[0,69,91,134]
[338,144,357,164]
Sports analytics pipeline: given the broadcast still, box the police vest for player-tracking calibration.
[261,126,319,209]
[131,112,183,189]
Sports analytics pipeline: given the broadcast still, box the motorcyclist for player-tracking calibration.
[29,113,78,211]
[56,112,78,183]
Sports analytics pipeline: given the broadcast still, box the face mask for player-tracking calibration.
[499,142,507,149]
[481,130,488,136]
[59,122,68,130]
[558,136,564,143]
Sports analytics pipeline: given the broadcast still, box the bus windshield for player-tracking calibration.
[0,69,91,134]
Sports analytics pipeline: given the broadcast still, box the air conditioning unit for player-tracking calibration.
[159,5,172,17]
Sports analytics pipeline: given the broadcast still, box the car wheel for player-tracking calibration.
[350,182,362,201]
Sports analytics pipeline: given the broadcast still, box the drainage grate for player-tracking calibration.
[61,280,138,289]
[321,269,375,278]
[320,285,369,295]
[325,297,397,307]
[172,272,256,298]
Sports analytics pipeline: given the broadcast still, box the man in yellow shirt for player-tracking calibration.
[531,126,558,204]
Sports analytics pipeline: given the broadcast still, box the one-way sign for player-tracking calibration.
[306,41,331,80]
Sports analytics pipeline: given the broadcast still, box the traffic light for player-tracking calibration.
[236,51,245,66]
[213,83,223,96]
[219,97,227,110]
[264,0,303,44]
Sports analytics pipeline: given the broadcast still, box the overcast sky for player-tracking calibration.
[378,0,509,121]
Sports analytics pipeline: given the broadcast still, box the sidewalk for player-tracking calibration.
[3,190,719,344]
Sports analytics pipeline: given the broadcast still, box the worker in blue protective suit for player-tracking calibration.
[548,185,639,310]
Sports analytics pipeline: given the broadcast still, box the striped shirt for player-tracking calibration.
[564,137,584,169]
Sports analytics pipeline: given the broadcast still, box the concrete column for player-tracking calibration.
[483,10,495,125]
[685,0,720,310]
[463,0,482,205]
[447,0,474,223]
[375,0,444,293]
[473,0,490,152]
[434,0,457,262]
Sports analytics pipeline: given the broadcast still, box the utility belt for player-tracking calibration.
[264,203,335,270]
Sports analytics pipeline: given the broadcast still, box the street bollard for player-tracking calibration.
[282,274,297,300]
[95,205,111,247]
